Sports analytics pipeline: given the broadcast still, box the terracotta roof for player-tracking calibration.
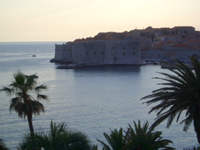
[172,44,189,48]
[156,34,179,37]
[166,41,175,44]
[187,39,200,43]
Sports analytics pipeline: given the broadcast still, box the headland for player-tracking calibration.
[51,26,200,69]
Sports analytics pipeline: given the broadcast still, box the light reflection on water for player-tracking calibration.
[0,42,198,149]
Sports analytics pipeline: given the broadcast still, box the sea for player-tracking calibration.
[0,42,198,150]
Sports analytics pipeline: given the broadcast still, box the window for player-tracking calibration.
[123,52,125,56]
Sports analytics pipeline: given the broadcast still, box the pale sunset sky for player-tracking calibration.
[1,0,200,42]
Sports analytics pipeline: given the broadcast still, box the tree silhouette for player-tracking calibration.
[0,71,48,134]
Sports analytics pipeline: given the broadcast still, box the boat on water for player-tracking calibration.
[144,60,159,65]
[32,48,36,57]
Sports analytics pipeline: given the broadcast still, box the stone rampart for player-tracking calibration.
[104,39,142,64]
[54,39,143,65]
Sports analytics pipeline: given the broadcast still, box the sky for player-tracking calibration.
[0,0,200,42]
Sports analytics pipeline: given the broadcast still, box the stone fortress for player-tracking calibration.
[52,26,200,67]
[54,38,143,66]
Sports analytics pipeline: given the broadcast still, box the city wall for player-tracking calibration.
[141,50,200,60]
[54,39,144,65]
[54,40,200,65]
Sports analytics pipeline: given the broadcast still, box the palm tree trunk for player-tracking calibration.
[194,120,200,144]
[193,109,200,144]
[27,113,34,135]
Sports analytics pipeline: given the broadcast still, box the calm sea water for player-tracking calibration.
[0,42,198,149]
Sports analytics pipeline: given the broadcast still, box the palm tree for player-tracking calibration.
[97,128,126,150]
[125,120,173,150]
[141,57,200,144]
[97,120,173,150]
[20,121,91,150]
[0,71,48,135]
[0,139,8,150]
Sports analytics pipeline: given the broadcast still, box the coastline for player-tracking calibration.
[50,58,146,69]
[56,63,146,69]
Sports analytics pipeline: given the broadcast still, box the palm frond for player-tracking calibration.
[0,87,13,95]
[25,74,37,87]
[0,139,8,150]
[180,115,193,131]
[97,128,125,150]
[141,57,200,133]
[35,84,48,92]
[97,138,111,150]
[10,102,29,118]
[37,94,48,101]
[20,121,91,150]
[10,97,19,110]
[97,120,174,150]
[13,71,26,86]
[125,120,174,150]
[31,101,45,115]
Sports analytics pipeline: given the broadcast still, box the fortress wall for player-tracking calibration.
[141,51,165,60]
[83,40,105,64]
[104,41,114,64]
[71,42,86,64]
[54,38,144,65]
[129,39,142,64]
[63,43,73,63]
[71,41,105,65]
[55,41,200,65]
[104,39,142,64]
[54,44,64,61]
